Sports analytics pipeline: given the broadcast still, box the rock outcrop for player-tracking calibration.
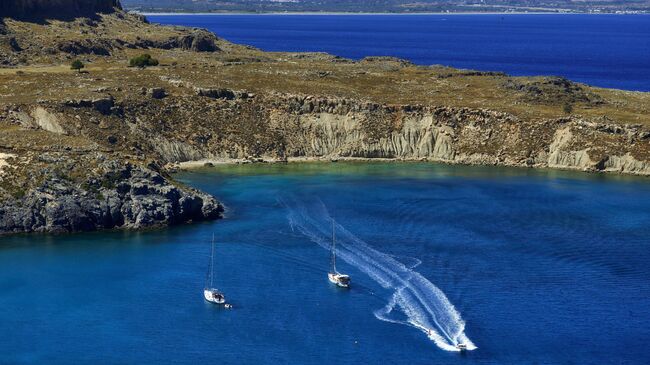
[132,30,221,53]
[0,3,220,66]
[0,0,121,18]
[0,158,223,235]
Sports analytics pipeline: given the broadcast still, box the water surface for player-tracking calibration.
[1,163,649,364]
[149,14,650,91]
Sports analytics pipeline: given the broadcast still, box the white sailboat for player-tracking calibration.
[204,234,232,308]
[327,221,350,288]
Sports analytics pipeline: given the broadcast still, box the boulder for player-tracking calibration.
[179,31,219,52]
[147,87,167,99]
[91,96,114,114]
[194,87,236,100]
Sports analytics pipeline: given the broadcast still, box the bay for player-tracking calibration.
[1,163,649,364]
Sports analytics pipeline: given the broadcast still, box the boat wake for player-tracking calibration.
[282,197,476,352]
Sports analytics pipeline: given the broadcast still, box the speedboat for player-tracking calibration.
[456,343,467,351]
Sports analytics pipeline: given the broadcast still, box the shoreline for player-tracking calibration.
[171,157,650,178]
[175,156,404,168]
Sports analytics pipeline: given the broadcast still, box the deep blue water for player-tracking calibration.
[148,14,650,91]
[1,163,649,364]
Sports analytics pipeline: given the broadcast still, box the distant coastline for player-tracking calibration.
[139,11,648,16]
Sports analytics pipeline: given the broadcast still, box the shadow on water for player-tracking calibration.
[180,160,650,186]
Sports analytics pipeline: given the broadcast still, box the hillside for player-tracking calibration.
[121,0,650,13]
[1,4,649,235]
[0,0,121,17]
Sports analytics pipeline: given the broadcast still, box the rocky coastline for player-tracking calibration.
[0,156,223,235]
[1,2,649,235]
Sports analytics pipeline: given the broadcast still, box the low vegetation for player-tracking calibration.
[70,59,85,72]
[129,54,159,68]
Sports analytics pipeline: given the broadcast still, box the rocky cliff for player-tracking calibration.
[0,153,222,235]
[0,0,121,17]
[116,93,649,175]
[0,3,220,66]
[278,98,650,174]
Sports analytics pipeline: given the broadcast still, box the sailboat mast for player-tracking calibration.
[209,233,215,288]
[331,220,337,273]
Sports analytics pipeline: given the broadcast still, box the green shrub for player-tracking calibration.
[129,54,159,68]
[563,103,574,114]
[70,59,85,72]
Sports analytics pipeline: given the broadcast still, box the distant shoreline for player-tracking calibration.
[139,11,648,16]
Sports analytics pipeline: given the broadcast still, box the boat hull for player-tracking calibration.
[204,289,226,304]
[328,273,350,288]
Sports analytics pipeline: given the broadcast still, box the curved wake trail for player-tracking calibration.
[283,197,476,352]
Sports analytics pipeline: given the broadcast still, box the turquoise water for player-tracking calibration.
[1,163,649,364]
[149,14,650,91]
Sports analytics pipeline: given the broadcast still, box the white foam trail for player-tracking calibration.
[282,197,476,352]
[389,255,422,269]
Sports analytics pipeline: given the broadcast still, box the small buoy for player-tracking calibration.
[224,303,233,309]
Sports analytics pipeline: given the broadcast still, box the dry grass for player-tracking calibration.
[1,12,649,128]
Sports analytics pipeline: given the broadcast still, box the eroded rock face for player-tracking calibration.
[64,96,117,115]
[122,93,650,175]
[136,31,221,53]
[0,160,223,235]
[275,102,650,174]
[0,0,121,18]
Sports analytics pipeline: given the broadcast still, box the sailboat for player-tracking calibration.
[327,220,350,288]
[204,234,232,308]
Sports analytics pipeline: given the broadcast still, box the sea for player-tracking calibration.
[148,14,650,91]
[1,14,650,365]
[1,163,649,364]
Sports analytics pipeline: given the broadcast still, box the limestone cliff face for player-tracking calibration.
[127,93,650,175]
[278,102,649,174]
[289,112,649,174]
[0,0,121,17]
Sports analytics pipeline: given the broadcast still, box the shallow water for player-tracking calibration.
[1,163,649,364]
[149,14,650,91]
